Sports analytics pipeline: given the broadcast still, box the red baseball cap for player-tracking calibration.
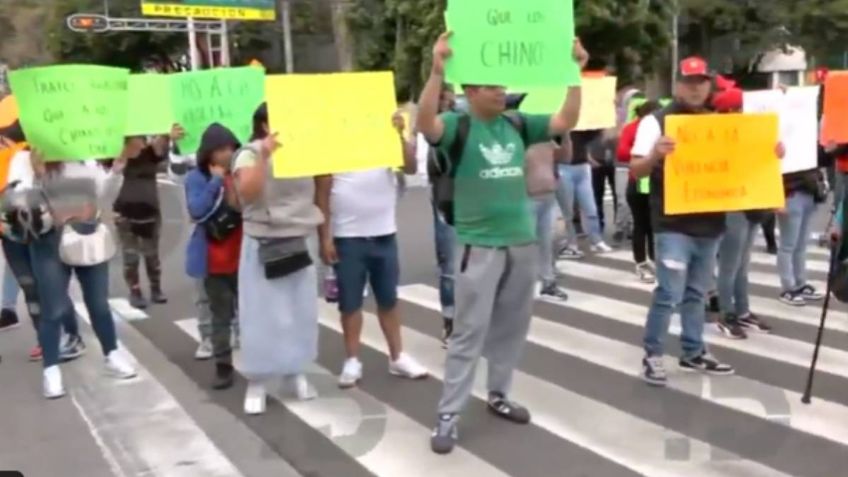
[711,88,743,113]
[679,57,711,79]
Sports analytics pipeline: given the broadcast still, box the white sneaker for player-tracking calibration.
[43,365,66,399]
[635,262,656,284]
[105,350,137,380]
[389,353,429,379]
[195,338,213,360]
[590,241,613,254]
[292,374,317,401]
[338,357,363,389]
[244,382,267,415]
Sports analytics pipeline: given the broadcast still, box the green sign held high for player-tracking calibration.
[9,65,130,161]
[170,67,265,154]
[126,74,174,136]
[445,0,580,88]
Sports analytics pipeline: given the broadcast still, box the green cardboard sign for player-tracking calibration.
[445,0,580,88]
[627,97,672,122]
[170,67,265,154]
[9,65,130,161]
[126,74,174,136]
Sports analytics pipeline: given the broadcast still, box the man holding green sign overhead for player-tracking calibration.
[417,26,585,454]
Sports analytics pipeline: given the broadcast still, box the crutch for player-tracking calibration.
[802,241,838,404]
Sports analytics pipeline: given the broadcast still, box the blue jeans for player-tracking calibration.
[334,234,400,315]
[556,163,603,245]
[643,232,720,359]
[2,262,19,310]
[535,194,557,284]
[2,238,48,331]
[717,213,757,316]
[777,192,817,292]
[431,199,455,319]
[29,231,115,367]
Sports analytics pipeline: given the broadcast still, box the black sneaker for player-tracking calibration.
[441,318,453,349]
[60,334,86,362]
[738,313,772,334]
[779,291,806,307]
[129,290,148,310]
[642,355,667,387]
[796,284,824,301]
[430,413,459,455]
[705,294,720,314]
[679,351,734,376]
[0,309,20,332]
[212,363,235,390]
[150,288,168,304]
[716,314,747,340]
[540,282,569,301]
[486,392,531,424]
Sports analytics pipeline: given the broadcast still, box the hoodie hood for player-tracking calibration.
[197,122,240,170]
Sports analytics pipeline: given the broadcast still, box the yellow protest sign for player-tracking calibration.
[664,113,783,215]
[574,76,617,131]
[267,72,402,178]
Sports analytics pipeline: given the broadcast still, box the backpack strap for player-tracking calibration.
[445,114,471,178]
[503,112,529,147]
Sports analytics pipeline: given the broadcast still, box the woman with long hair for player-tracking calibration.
[28,145,138,399]
[619,100,662,282]
[234,103,324,414]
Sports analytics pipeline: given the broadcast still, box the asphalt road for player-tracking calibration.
[1,176,847,477]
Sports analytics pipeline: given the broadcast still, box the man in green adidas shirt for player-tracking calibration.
[417,31,585,455]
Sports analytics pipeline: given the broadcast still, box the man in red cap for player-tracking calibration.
[629,56,735,387]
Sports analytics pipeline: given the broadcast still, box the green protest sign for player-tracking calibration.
[445,0,579,88]
[627,97,672,121]
[126,74,174,136]
[9,65,130,161]
[638,177,650,194]
[170,67,265,154]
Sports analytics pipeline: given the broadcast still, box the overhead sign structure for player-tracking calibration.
[141,0,276,21]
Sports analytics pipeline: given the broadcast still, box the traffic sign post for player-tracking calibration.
[140,0,276,21]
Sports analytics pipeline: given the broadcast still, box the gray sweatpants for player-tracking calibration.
[438,243,538,415]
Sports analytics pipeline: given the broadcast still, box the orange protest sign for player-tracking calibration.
[664,113,783,215]
[821,73,848,144]
[0,95,18,128]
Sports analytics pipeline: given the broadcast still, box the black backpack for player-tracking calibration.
[428,112,528,225]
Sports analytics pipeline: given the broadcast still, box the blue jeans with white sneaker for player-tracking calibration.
[776,191,817,293]
[556,163,604,246]
[644,232,719,359]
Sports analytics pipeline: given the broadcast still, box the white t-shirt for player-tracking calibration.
[630,115,662,158]
[331,168,397,238]
[414,133,431,182]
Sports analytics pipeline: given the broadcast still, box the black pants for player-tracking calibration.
[592,164,617,231]
[205,274,238,365]
[626,181,654,264]
[761,213,777,251]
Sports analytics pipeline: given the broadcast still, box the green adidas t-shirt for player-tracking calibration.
[437,112,552,247]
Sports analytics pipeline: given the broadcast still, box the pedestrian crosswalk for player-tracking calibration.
[159,245,846,477]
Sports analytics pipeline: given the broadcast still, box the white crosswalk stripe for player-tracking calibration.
[159,244,846,477]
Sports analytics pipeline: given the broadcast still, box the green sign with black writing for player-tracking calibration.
[444,0,579,87]
[9,65,130,161]
[170,67,265,154]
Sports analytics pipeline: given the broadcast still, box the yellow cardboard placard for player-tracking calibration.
[266,72,402,178]
[664,113,783,215]
[574,76,617,131]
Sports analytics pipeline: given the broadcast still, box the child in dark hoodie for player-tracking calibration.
[184,123,243,390]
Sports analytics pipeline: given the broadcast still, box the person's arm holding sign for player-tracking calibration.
[392,111,417,175]
[629,115,670,179]
[234,133,280,205]
[548,39,588,136]
[417,33,452,144]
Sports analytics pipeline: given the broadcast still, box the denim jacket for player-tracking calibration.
[184,168,223,278]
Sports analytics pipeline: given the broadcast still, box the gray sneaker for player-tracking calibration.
[430,414,459,455]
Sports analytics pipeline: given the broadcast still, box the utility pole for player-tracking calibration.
[280,0,294,73]
[671,0,679,85]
